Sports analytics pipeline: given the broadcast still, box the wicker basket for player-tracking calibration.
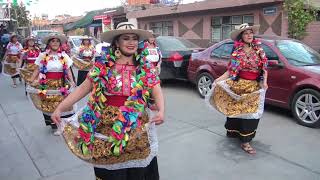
[210,79,262,117]
[19,68,33,82]
[29,93,72,113]
[6,55,19,63]
[62,106,151,165]
[72,56,93,70]
[3,63,18,76]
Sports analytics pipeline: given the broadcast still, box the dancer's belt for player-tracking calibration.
[27,58,36,64]
[46,72,63,79]
[239,71,259,80]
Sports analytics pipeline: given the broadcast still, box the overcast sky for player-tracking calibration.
[27,0,204,18]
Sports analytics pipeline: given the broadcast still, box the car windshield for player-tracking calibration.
[276,40,320,66]
[71,37,96,48]
[157,37,199,51]
[36,31,56,39]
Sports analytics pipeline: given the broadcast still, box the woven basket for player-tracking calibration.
[72,56,93,70]
[62,106,151,165]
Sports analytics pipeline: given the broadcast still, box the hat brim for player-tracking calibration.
[101,29,153,43]
[42,35,67,44]
[230,25,260,41]
[24,37,36,44]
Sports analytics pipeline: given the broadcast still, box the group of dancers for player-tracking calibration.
[1,21,268,180]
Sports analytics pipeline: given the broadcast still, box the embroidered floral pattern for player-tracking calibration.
[38,49,70,97]
[76,47,160,156]
[228,39,268,80]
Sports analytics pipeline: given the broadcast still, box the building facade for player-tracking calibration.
[127,0,320,51]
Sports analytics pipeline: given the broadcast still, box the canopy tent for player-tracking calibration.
[63,9,105,31]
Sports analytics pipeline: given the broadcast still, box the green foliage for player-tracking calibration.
[10,3,31,27]
[284,0,318,40]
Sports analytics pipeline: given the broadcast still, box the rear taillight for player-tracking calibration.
[168,52,183,62]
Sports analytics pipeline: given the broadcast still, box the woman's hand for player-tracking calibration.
[51,108,62,125]
[261,81,268,90]
[70,81,76,88]
[150,110,164,125]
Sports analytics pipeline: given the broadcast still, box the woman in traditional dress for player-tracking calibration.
[29,34,76,135]
[51,22,164,180]
[139,31,162,75]
[19,36,41,94]
[74,36,96,86]
[4,34,23,87]
[213,23,268,154]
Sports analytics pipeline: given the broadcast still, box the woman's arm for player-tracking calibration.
[51,78,92,124]
[215,71,229,82]
[150,84,165,125]
[29,67,39,85]
[67,68,76,87]
[261,69,268,89]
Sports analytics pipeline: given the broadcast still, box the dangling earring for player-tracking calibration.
[115,47,122,59]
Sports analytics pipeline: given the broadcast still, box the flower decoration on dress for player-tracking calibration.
[79,45,95,59]
[228,39,268,80]
[76,47,160,156]
[38,48,70,97]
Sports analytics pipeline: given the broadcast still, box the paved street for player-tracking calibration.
[0,75,320,180]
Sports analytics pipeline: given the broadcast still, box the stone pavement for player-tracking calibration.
[0,75,319,180]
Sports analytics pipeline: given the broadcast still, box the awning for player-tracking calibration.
[89,23,102,27]
[63,9,105,31]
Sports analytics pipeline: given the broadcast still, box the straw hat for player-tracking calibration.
[42,33,67,44]
[24,36,36,44]
[230,23,260,41]
[148,30,160,38]
[101,22,152,43]
[10,33,18,41]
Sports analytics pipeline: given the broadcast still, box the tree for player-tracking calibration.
[284,0,318,40]
[10,3,31,27]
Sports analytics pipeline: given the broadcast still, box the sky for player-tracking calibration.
[26,0,203,18]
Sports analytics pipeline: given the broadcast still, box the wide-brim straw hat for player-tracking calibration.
[101,22,153,43]
[24,36,36,44]
[42,33,67,44]
[230,23,260,41]
[148,30,160,38]
[10,33,18,41]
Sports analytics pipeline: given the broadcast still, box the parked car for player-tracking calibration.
[32,30,59,51]
[156,36,204,80]
[188,35,320,127]
[68,36,99,56]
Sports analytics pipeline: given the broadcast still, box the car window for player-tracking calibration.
[157,37,199,51]
[211,43,234,59]
[261,44,279,61]
[277,40,320,66]
[220,43,234,58]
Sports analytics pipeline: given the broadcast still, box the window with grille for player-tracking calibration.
[150,21,173,36]
[211,15,254,42]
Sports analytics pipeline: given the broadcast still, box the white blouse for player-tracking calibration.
[81,49,94,57]
[35,52,73,72]
[145,48,161,63]
[6,42,23,55]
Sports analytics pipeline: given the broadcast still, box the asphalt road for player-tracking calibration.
[0,75,319,180]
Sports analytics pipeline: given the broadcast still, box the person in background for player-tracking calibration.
[4,34,23,87]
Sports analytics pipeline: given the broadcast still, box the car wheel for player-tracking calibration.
[197,72,213,98]
[291,89,320,128]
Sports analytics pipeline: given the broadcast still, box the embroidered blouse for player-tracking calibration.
[88,61,160,98]
[228,40,268,80]
[6,42,23,55]
[35,52,73,72]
